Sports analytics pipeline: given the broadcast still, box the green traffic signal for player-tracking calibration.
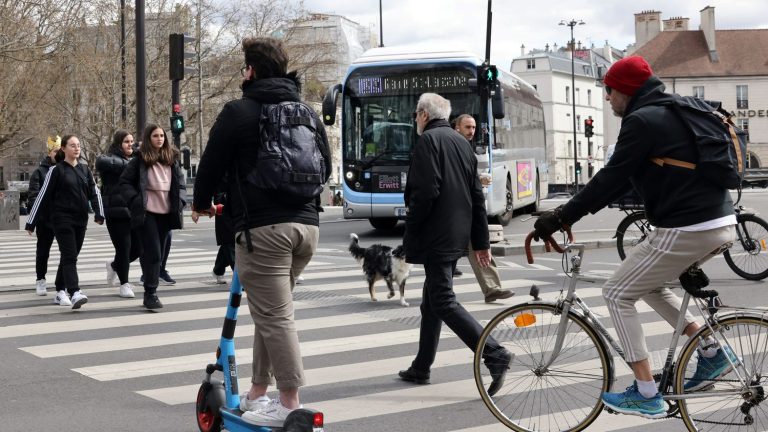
[170,114,185,134]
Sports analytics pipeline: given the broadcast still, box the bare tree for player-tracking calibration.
[0,0,87,156]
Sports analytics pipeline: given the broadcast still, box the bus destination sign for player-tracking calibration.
[354,71,471,97]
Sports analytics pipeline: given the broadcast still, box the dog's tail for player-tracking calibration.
[348,233,366,260]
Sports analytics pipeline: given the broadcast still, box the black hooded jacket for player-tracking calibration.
[25,160,105,231]
[192,77,332,233]
[403,119,489,264]
[28,156,55,209]
[96,151,132,219]
[561,76,734,228]
[118,152,187,230]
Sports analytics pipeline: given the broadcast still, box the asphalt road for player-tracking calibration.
[0,189,765,431]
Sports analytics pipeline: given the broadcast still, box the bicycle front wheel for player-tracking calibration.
[616,211,651,261]
[723,214,768,280]
[474,303,612,432]
[674,315,768,431]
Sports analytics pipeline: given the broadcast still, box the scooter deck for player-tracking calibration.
[221,408,273,432]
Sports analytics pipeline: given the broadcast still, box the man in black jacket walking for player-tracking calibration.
[398,93,511,397]
[192,37,331,428]
[533,56,737,418]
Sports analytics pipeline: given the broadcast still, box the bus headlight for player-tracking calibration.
[354,181,361,189]
[345,171,354,180]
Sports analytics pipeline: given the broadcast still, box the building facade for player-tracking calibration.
[511,43,622,192]
[632,7,768,168]
[280,13,375,190]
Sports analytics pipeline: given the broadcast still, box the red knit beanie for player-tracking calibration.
[603,56,653,96]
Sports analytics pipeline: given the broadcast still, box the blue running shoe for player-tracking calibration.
[601,382,666,419]
[684,346,739,392]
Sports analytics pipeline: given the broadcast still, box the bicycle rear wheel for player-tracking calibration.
[674,315,768,431]
[616,211,652,261]
[723,214,768,280]
[474,303,612,432]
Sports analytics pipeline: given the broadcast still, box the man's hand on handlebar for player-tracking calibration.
[533,205,569,241]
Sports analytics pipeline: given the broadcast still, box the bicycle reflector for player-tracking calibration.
[514,313,536,327]
[314,412,324,430]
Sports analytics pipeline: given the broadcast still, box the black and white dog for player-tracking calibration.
[348,233,411,307]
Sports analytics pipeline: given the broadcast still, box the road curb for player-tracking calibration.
[491,238,617,256]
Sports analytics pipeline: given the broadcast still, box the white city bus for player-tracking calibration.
[323,48,548,230]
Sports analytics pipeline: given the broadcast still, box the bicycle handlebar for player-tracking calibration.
[524,227,574,264]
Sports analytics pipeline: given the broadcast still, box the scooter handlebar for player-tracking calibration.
[524,227,574,264]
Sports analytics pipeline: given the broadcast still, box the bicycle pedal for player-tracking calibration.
[603,406,619,415]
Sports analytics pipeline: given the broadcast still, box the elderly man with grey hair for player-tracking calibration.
[399,93,512,397]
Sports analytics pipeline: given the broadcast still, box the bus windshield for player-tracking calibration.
[342,64,479,165]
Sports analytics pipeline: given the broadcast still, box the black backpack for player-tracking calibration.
[246,101,327,203]
[651,95,748,190]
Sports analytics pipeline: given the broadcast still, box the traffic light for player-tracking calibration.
[170,114,184,134]
[181,146,191,170]
[584,117,594,138]
[169,33,196,81]
[575,162,582,176]
[479,64,499,85]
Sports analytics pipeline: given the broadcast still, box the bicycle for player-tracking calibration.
[614,205,768,281]
[473,229,768,431]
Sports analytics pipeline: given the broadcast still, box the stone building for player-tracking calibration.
[632,7,768,167]
[511,42,623,192]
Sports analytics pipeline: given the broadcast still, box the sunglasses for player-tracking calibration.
[240,65,249,77]
[412,109,423,120]
[605,86,612,95]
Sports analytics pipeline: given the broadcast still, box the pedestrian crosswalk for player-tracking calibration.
[0,229,693,432]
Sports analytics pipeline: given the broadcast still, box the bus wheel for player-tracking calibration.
[494,178,514,226]
[369,218,399,230]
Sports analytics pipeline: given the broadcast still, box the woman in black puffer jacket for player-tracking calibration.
[96,130,142,299]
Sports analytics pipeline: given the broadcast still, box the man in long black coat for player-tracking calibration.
[398,92,511,396]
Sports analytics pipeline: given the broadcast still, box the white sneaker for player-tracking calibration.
[35,279,47,296]
[70,290,88,309]
[54,291,72,306]
[296,275,305,285]
[212,272,227,285]
[106,262,118,286]
[119,283,135,298]
[239,393,271,412]
[241,399,299,427]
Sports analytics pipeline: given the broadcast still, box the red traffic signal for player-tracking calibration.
[584,117,594,138]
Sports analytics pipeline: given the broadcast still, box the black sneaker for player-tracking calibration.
[485,348,513,397]
[398,367,430,384]
[159,271,176,285]
[143,294,164,310]
[453,268,463,277]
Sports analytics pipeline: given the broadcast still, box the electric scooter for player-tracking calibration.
[195,271,324,432]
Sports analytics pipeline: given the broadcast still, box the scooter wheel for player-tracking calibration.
[196,382,223,432]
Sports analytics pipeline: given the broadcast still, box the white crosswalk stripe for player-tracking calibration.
[0,235,695,432]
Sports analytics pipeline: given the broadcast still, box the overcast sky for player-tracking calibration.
[302,0,768,69]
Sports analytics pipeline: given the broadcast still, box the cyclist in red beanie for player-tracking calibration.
[532,55,737,418]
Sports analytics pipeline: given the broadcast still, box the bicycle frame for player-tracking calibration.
[540,242,751,401]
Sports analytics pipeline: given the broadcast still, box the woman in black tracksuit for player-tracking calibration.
[26,134,104,309]
[120,124,186,310]
[27,140,61,296]
[96,130,142,298]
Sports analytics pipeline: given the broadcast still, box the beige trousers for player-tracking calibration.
[603,225,735,363]
[235,223,318,389]
[467,243,502,297]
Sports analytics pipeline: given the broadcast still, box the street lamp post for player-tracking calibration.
[560,18,584,194]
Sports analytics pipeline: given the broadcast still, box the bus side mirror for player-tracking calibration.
[322,84,342,126]
[492,84,505,119]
